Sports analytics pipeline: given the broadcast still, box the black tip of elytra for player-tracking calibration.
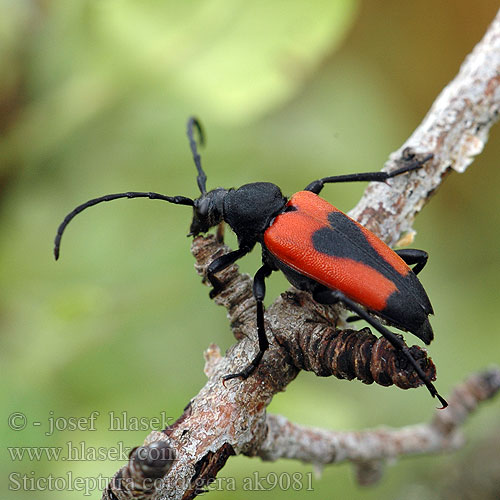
[416,317,434,345]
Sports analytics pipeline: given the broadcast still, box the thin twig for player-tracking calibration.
[255,368,500,486]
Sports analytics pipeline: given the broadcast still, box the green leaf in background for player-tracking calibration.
[97,0,359,121]
[0,0,358,169]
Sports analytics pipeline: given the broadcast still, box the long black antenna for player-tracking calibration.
[187,116,207,195]
[54,192,194,260]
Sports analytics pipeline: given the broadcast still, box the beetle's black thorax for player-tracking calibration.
[223,182,287,247]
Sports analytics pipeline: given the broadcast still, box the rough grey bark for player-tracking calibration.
[103,8,500,500]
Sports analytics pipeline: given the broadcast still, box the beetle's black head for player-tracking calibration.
[185,119,287,243]
[188,188,227,236]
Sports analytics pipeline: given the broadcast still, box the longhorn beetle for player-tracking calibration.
[54,117,447,408]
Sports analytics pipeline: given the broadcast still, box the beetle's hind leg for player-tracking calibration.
[312,288,447,408]
[395,249,428,275]
[222,263,273,382]
[346,315,362,323]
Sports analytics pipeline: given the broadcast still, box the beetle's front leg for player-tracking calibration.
[206,246,250,298]
[223,263,273,381]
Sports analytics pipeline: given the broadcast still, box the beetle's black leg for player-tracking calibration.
[346,315,362,323]
[223,264,273,382]
[312,288,341,305]
[395,249,428,275]
[312,288,448,408]
[314,293,361,323]
[206,246,251,298]
[304,153,433,195]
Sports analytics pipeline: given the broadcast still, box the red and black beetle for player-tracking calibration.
[54,117,447,407]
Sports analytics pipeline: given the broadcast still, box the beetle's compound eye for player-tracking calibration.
[197,197,210,217]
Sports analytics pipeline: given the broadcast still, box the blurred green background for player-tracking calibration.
[1,1,500,499]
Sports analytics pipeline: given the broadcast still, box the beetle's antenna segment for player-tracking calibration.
[54,192,194,260]
[187,116,207,195]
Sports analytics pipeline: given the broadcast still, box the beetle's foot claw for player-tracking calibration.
[222,365,255,386]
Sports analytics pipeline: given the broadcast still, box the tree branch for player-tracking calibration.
[103,8,500,500]
[255,368,500,486]
[349,9,500,246]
